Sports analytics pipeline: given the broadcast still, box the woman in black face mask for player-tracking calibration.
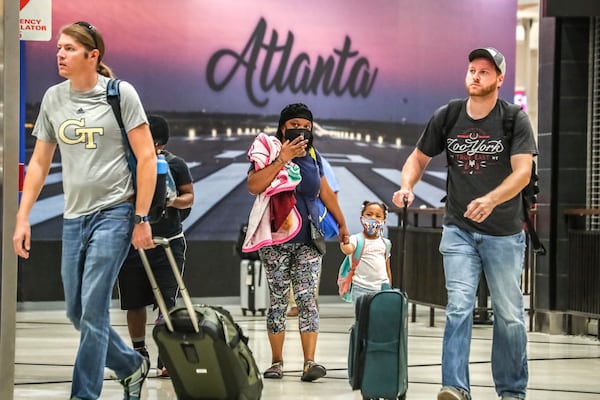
[245,103,349,382]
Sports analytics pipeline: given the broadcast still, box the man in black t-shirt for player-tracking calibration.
[393,48,537,400]
[118,115,194,377]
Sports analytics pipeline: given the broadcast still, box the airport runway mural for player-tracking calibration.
[28,124,449,241]
[22,0,517,241]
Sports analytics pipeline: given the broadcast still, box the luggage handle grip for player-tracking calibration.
[138,237,200,334]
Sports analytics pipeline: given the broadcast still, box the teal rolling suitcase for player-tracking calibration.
[348,288,409,400]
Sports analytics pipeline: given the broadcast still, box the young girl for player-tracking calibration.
[340,201,392,303]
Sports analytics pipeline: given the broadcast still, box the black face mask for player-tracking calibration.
[285,128,313,147]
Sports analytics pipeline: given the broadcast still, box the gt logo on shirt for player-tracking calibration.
[59,119,103,149]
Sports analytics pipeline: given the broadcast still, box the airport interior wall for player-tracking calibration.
[16,240,346,302]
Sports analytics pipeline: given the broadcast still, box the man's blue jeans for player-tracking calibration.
[439,224,528,399]
[62,203,143,400]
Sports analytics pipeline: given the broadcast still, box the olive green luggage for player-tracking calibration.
[139,238,263,400]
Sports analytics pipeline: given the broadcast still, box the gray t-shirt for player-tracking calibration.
[33,74,148,218]
[416,100,538,235]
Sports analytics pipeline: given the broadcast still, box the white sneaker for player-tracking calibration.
[438,386,469,400]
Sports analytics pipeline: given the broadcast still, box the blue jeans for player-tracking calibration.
[439,224,528,399]
[62,203,143,400]
[350,284,376,304]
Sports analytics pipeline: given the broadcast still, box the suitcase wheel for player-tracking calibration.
[242,309,247,316]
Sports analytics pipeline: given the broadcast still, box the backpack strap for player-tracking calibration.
[498,99,522,146]
[106,79,125,129]
[344,234,366,291]
[442,98,466,140]
[107,79,137,186]
[382,237,391,260]
[438,99,467,202]
[352,234,365,264]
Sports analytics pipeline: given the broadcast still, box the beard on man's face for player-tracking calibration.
[466,81,498,97]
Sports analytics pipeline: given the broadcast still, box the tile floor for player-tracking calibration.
[10,297,600,399]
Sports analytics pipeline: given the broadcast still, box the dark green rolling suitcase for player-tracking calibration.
[348,289,409,400]
[139,238,263,400]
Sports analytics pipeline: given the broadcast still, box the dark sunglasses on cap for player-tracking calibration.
[75,21,98,49]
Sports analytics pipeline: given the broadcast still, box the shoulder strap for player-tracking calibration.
[442,98,466,139]
[107,79,137,185]
[439,99,466,202]
[498,99,522,142]
[382,237,391,259]
[107,79,125,129]
[523,204,546,255]
[344,234,366,287]
[351,234,365,264]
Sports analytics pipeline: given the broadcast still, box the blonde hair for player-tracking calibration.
[60,22,114,78]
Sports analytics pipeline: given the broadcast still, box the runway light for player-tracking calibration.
[396,138,402,148]
[211,129,217,137]
[377,136,383,145]
[188,128,196,139]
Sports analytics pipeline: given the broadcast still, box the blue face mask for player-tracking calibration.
[360,216,385,236]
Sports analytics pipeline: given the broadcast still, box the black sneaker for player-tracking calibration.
[134,346,149,361]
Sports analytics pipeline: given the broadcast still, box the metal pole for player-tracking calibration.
[0,1,22,399]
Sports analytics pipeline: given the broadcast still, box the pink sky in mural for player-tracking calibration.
[24,0,517,123]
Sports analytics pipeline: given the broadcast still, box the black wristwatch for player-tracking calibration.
[134,214,150,224]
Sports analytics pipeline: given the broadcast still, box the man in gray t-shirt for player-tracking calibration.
[13,21,156,400]
[393,47,536,400]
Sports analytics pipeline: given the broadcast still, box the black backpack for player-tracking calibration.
[441,98,545,255]
[106,79,172,223]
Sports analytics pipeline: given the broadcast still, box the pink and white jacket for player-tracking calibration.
[242,133,302,253]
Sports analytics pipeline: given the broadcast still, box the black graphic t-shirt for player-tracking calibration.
[417,101,538,236]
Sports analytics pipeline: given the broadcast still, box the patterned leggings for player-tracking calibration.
[259,243,322,333]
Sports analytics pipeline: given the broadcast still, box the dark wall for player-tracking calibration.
[17,239,346,302]
[537,16,591,312]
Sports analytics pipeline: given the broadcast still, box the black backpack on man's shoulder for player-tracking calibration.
[106,79,175,223]
[441,98,545,255]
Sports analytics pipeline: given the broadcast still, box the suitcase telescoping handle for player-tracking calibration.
[398,197,408,290]
[138,237,200,333]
